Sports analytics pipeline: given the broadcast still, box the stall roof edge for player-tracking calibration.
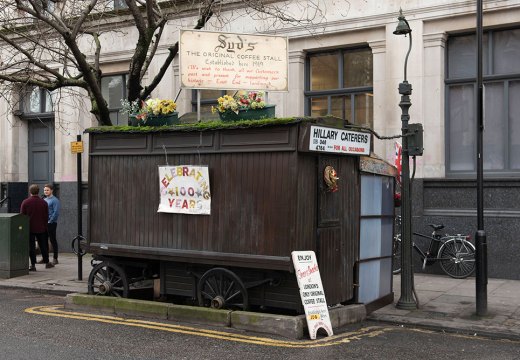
[84,116,372,134]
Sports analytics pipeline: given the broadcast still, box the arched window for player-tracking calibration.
[21,87,54,114]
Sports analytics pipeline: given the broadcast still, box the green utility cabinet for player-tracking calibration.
[0,214,29,278]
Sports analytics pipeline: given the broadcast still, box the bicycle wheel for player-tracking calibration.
[438,238,476,279]
[392,235,402,274]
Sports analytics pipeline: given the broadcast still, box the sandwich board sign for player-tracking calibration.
[291,251,333,339]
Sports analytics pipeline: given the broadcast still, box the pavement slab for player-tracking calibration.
[371,273,520,340]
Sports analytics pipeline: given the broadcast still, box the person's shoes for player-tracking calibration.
[37,259,45,264]
[52,259,59,265]
[29,265,36,272]
[45,262,54,269]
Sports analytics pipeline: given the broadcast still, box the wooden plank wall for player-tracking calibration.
[89,151,304,256]
[88,126,318,271]
[316,155,359,303]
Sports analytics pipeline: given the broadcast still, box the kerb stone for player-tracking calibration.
[64,293,116,314]
[115,298,169,319]
[231,311,305,339]
[329,304,367,328]
[168,304,231,326]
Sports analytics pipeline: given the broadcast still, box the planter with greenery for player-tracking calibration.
[212,91,275,122]
[122,98,179,126]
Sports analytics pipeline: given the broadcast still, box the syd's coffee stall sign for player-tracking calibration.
[291,251,333,340]
[309,125,371,155]
[179,30,288,91]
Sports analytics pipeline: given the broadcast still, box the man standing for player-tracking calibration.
[20,184,54,271]
[44,184,60,265]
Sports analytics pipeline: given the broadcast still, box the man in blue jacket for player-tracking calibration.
[44,184,60,265]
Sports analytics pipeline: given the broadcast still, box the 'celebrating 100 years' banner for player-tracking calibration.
[158,165,211,215]
[179,30,288,91]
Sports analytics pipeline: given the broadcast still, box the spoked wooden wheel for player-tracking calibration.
[88,261,129,298]
[197,268,248,311]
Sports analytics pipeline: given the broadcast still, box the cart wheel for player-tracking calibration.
[88,261,129,298]
[197,268,248,311]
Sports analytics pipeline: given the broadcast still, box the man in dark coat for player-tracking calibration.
[20,184,54,271]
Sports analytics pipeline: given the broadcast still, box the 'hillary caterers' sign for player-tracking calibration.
[309,125,371,155]
[158,166,211,215]
[180,30,288,91]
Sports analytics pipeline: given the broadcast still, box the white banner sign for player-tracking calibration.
[309,125,371,155]
[180,30,288,91]
[291,251,333,339]
[158,165,211,215]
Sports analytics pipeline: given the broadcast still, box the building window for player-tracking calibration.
[21,87,54,114]
[191,90,246,113]
[305,47,373,127]
[446,28,520,175]
[113,0,127,10]
[44,0,56,13]
[101,74,128,125]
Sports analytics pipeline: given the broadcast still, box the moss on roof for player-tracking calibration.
[85,117,308,133]
[84,115,372,134]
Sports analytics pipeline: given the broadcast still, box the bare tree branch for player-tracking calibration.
[0,0,348,126]
[140,0,215,101]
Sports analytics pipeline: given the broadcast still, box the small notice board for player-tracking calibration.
[70,141,84,154]
[291,250,333,339]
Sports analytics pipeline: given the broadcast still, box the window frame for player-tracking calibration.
[101,73,128,126]
[190,89,229,112]
[445,28,520,177]
[20,86,54,117]
[304,46,373,125]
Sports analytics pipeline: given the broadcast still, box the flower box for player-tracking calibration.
[129,112,179,127]
[218,105,276,122]
[122,98,178,127]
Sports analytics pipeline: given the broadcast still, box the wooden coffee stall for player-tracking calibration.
[85,117,395,314]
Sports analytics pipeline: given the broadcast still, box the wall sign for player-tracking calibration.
[291,251,333,339]
[309,125,370,155]
[179,30,288,91]
[70,141,84,154]
[158,165,211,215]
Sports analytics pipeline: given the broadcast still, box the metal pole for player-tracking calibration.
[396,29,417,310]
[77,134,83,281]
[476,0,487,316]
[197,89,201,122]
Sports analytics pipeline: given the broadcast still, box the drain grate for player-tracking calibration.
[419,311,450,318]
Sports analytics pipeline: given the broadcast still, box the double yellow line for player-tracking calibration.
[26,305,391,348]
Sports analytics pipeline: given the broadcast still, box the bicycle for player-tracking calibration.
[392,216,476,279]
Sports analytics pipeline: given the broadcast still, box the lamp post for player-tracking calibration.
[475,0,488,316]
[394,9,418,310]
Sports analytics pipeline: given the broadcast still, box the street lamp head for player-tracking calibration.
[393,9,412,36]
